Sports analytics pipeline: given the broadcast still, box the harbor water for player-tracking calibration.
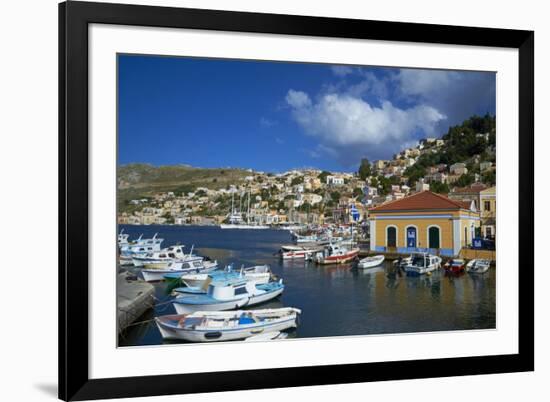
[118,225,496,346]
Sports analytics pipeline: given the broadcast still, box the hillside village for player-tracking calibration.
[118,114,496,239]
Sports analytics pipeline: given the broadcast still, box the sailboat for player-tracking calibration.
[220,190,269,229]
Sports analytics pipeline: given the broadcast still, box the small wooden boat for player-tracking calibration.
[444,259,465,274]
[141,259,217,282]
[172,276,285,314]
[181,265,271,288]
[357,255,385,269]
[404,253,441,275]
[155,307,301,342]
[466,259,491,274]
[313,243,360,265]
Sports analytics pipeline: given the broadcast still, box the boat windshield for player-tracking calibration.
[412,256,427,266]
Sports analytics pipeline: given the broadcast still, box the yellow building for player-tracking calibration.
[479,186,496,238]
[368,191,480,257]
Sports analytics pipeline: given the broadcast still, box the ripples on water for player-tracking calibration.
[118,225,496,346]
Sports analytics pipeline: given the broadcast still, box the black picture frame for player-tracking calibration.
[59,1,534,400]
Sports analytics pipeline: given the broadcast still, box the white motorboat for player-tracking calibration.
[155,307,301,342]
[119,233,163,255]
[466,259,491,274]
[132,245,197,268]
[280,244,324,260]
[357,255,385,269]
[313,243,360,265]
[141,259,217,282]
[404,253,442,275]
[180,265,271,288]
[172,276,285,314]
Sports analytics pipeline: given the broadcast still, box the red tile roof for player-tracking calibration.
[369,191,472,212]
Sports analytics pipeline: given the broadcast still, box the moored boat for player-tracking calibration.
[404,253,442,275]
[172,276,285,314]
[141,259,218,282]
[443,259,465,274]
[466,259,491,274]
[279,244,324,260]
[181,265,272,288]
[357,255,385,269]
[313,243,360,265]
[132,245,194,268]
[155,307,301,342]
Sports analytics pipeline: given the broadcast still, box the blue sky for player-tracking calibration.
[118,54,495,172]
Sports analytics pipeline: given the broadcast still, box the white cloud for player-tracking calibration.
[285,90,311,109]
[396,69,460,97]
[286,90,446,149]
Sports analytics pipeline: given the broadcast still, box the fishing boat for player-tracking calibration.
[404,253,442,275]
[155,307,301,342]
[279,244,324,260]
[357,255,385,269]
[172,276,285,314]
[141,259,218,282]
[180,265,272,288]
[132,245,198,268]
[313,243,360,265]
[119,233,163,255]
[466,259,491,274]
[443,259,466,274]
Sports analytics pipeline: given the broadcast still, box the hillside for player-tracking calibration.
[403,114,496,187]
[117,163,250,212]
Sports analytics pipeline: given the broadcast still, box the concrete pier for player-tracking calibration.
[117,273,155,333]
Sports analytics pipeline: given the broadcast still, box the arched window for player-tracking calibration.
[386,226,397,248]
[428,226,440,249]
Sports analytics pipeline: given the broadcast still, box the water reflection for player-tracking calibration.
[118,225,496,346]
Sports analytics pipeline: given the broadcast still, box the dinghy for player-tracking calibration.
[155,307,301,342]
[172,276,285,314]
[466,259,491,274]
[443,259,465,274]
[357,255,385,269]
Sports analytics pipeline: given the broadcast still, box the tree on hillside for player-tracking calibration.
[455,173,475,187]
[358,158,372,180]
[430,182,450,194]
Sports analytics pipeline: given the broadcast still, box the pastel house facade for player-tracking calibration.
[368,191,480,257]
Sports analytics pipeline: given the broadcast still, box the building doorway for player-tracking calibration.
[387,226,397,248]
[428,226,440,249]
